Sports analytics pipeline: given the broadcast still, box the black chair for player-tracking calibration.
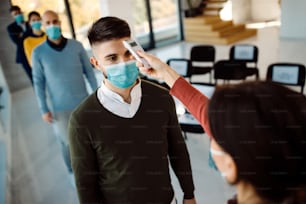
[175,82,215,139]
[167,58,192,80]
[229,44,259,80]
[213,60,247,84]
[190,45,215,83]
[266,63,306,93]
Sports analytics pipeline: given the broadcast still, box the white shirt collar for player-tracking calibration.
[97,79,142,118]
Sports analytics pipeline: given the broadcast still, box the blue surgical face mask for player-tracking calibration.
[105,60,139,89]
[46,25,61,40]
[209,146,228,180]
[31,21,42,30]
[15,14,24,24]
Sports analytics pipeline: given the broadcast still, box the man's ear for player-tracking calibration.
[90,57,100,70]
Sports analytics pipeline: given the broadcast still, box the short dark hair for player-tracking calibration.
[88,16,131,45]
[9,5,21,13]
[208,81,306,203]
[28,11,40,21]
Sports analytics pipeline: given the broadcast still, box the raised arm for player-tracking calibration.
[136,51,212,137]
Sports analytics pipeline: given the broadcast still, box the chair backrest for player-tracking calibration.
[266,63,306,93]
[167,58,192,78]
[190,45,215,62]
[191,82,215,99]
[229,44,258,63]
[213,60,247,82]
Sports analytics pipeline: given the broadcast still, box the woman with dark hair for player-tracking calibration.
[137,51,306,204]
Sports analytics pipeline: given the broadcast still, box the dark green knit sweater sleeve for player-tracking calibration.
[166,96,195,199]
[68,111,101,204]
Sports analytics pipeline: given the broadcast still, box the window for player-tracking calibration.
[132,0,182,49]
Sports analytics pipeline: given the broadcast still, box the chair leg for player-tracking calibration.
[209,72,212,83]
[183,131,188,140]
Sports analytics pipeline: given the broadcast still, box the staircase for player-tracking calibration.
[184,0,257,44]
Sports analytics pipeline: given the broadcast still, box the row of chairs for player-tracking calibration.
[167,44,305,93]
[175,62,306,139]
[168,44,259,83]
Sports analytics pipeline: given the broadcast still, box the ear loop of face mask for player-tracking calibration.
[209,145,228,178]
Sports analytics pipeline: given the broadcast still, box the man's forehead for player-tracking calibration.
[11,10,21,15]
[43,12,59,21]
[92,39,129,57]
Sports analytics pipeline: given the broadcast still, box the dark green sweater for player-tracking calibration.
[68,80,194,204]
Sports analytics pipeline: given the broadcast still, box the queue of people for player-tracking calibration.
[6,5,306,204]
[7,6,98,187]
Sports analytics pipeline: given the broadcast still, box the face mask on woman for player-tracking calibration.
[105,60,139,89]
[31,21,42,30]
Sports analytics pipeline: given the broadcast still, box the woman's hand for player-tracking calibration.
[136,51,180,88]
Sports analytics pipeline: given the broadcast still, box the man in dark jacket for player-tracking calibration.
[7,5,32,83]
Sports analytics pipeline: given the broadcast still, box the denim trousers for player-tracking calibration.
[52,111,73,173]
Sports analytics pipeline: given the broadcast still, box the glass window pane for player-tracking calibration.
[69,0,101,50]
[11,0,73,39]
[150,0,180,47]
[132,0,150,48]
[132,0,180,49]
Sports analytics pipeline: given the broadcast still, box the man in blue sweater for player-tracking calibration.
[32,10,98,183]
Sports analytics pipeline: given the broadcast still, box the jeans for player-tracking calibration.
[52,111,73,173]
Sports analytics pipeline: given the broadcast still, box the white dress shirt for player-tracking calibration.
[97,79,142,118]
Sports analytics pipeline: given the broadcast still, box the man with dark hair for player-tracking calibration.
[68,16,196,204]
[7,5,32,82]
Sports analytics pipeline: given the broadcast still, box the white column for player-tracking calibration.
[98,0,135,35]
[251,0,280,22]
[231,0,252,24]
[280,0,306,39]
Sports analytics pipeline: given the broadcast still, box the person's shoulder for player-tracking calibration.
[7,22,17,31]
[33,41,47,53]
[67,39,85,50]
[67,38,82,46]
[71,91,100,120]
[141,79,170,95]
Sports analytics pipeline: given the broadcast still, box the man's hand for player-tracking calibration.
[183,198,196,204]
[42,112,53,124]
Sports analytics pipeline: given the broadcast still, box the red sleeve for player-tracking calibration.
[169,77,213,138]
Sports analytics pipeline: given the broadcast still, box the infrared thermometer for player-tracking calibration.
[123,39,151,68]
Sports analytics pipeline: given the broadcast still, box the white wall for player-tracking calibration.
[280,0,306,39]
[251,0,280,22]
[232,0,280,24]
[99,0,135,35]
[232,0,251,24]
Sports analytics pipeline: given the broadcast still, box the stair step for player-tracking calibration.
[226,29,257,44]
[184,15,221,24]
[184,20,232,32]
[204,7,223,11]
[206,0,228,3]
[184,24,246,38]
[185,29,257,45]
[202,10,221,16]
[218,24,246,36]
